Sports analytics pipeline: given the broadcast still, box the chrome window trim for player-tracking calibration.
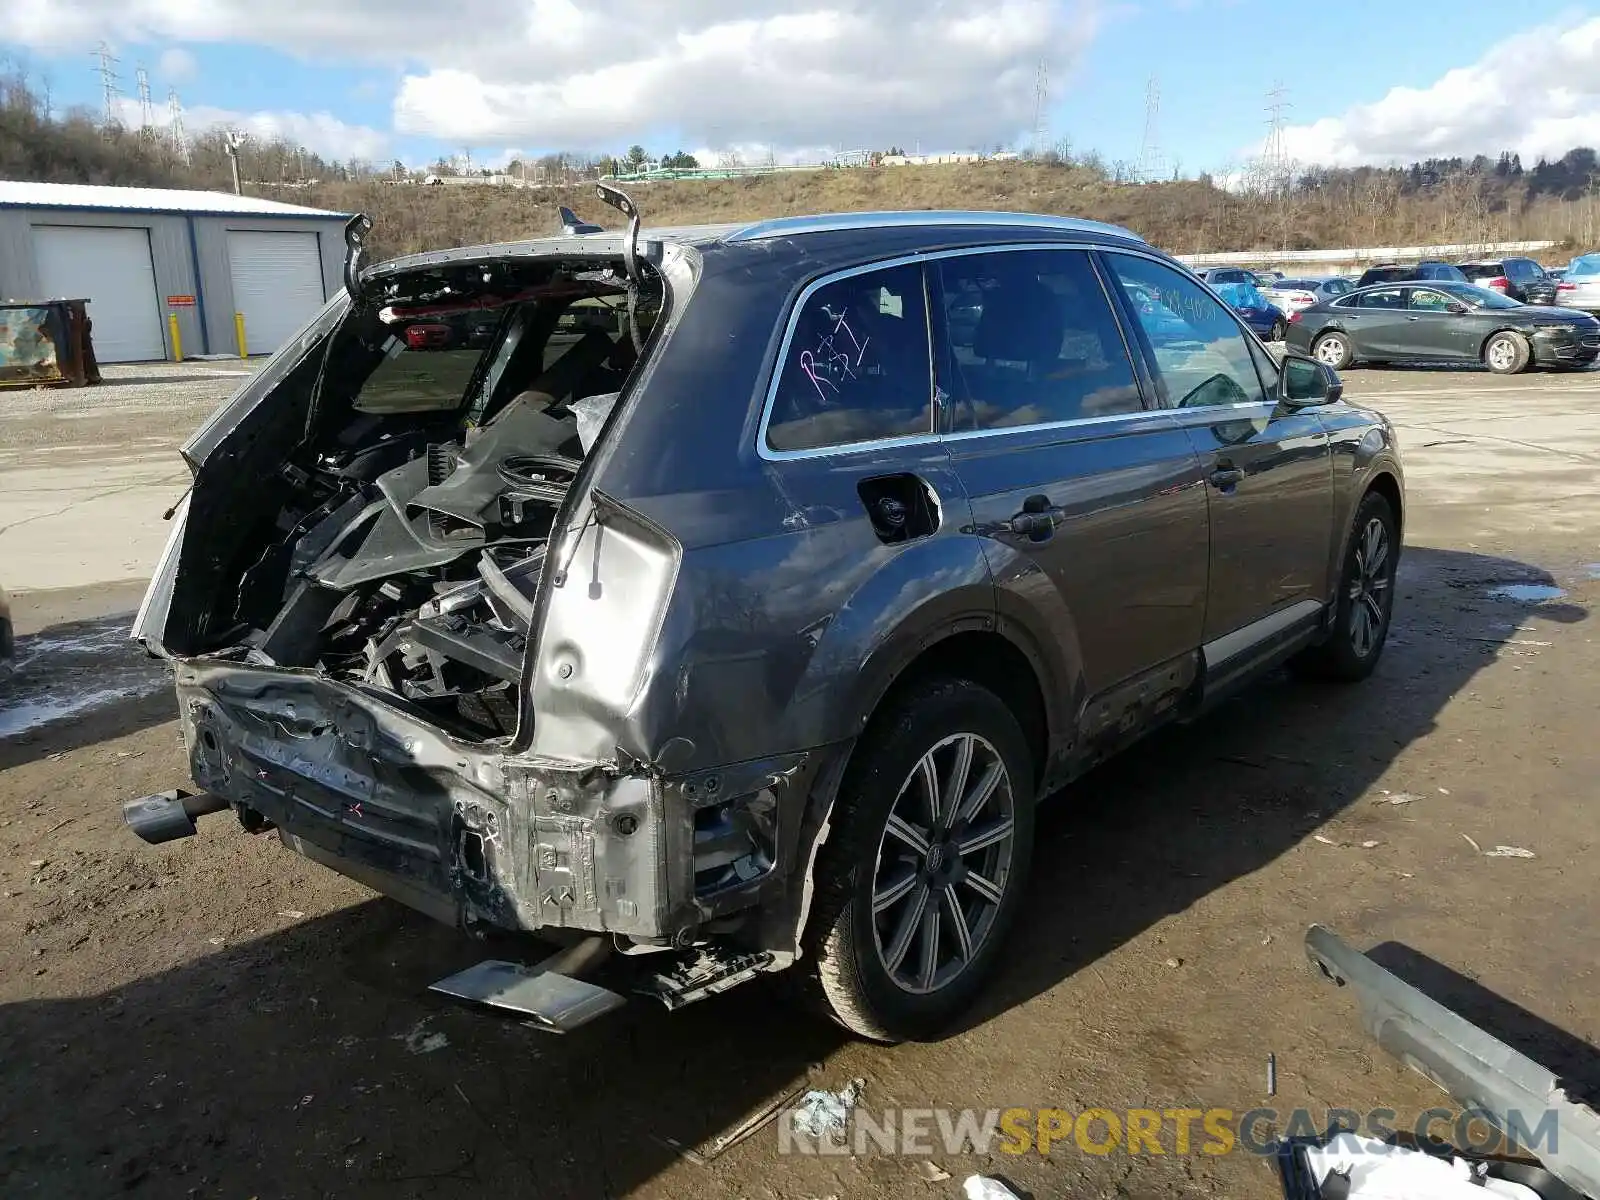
[727,210,1145,245]
[757,241,1168,461]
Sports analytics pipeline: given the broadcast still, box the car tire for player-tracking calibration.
[798,678,1036,1043]
[1312,330,1353,370]
[1269,319,1286,342]
[1484,331,1530,375]
[1289,491,1399,683]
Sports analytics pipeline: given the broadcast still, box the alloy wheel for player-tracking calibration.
[1347,516,1392,658]
[870,732,1016,995]
[1487,338,1515,371]
[1315,336,1346,367]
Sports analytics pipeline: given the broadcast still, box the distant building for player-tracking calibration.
[0,181,349,362]
[879,153,986,167]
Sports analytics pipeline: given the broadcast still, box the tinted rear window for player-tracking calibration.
[765,262,933,453]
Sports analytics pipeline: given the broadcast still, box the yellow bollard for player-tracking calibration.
[168,312,183,362]
[234,311,248,358]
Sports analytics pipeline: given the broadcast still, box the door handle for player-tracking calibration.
[1009,493,1062,542]
[1207,466,1245,490]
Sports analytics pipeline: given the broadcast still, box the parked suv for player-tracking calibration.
[125,203,1404,1042]
[1357,261,1468,287]
[1455,258,1557,306]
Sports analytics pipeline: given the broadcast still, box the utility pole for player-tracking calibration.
[1262,82,1293,249]
[224,130,245,194]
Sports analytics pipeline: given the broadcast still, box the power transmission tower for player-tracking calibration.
[135,66,154,132]
[1031,59,1049,158]
[93,42,121,125]
[1137,76,1164,183]
[167,88,191,165]
[1261,82,1292,195]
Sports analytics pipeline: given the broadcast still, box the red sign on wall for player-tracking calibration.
[166,294,197,307]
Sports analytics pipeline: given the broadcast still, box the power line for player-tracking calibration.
[1138,75,1164,182]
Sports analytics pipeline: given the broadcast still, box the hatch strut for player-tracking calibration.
[342,213,373,298]
[593,183,646,354]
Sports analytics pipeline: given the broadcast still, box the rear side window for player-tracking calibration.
[1571,255,1600,278]
[765,262,933,453]
[933,249,1143,431]
[1355,288,1406,310]
[1103,254,1270,409]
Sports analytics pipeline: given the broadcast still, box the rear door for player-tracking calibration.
[931,246,1210,739]
[1343,287,1411,357]
[1100,252,1333,672]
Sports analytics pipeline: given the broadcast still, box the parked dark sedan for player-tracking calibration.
[1211,279,1288,340]
[1286,280,1600,373]
[1356,261,1468,287]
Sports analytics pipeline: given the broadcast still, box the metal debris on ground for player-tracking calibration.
[1361,840,1382,849]
[788,1077,865,1139]
[1483,845,1536,859]
[962,1176,1024,1200]
[1462,834,1482,853]
[913,1159,952,1182]
[657,1083,811,1165]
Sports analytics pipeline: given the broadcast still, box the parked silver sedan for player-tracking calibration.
[1556,253,1600,314]
[1262,276,1353,314]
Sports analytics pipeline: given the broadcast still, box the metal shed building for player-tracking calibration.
[0,181,351,363]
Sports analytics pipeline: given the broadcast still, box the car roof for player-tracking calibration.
[370,210,1149,278]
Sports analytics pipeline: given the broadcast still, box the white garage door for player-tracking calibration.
[228,231,326,355]
[33,225,166,362]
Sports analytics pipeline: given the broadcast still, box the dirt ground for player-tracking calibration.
[1,363,1598,1199]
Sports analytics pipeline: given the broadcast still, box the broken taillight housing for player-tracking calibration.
[1288,310,1303,323]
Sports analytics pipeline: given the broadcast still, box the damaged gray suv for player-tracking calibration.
[128,193,1404,1042]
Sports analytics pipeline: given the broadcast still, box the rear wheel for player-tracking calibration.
[1268,318,1286,342]
[1484,331,1530,374]
[1290,491,1398,682]
[1312,330,1353,370]
[800,679,1035,1042]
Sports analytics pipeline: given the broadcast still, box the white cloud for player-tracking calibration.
[1275,16,1600,168]
[115,97,388,162]
[157,47,197,83]
[4,0,1102,154]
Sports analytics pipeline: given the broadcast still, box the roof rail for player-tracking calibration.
[724,210,1145,244]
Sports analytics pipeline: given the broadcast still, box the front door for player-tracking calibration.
[931,247,1210,730]
[1100,252,1335,656]
[1400,286,1479,359]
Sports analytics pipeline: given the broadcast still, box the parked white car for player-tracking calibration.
[1555,253,1600,314]
[1261,276,1353,313]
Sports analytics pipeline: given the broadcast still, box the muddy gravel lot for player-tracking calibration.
[1,363,1598,1199]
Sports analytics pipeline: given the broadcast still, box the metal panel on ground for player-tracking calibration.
[32,225,165,362]
[227,230,325,355]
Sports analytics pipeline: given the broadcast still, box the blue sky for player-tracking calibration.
[4,2,1598,174]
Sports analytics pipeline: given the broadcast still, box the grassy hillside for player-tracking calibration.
[280,160,1595,266]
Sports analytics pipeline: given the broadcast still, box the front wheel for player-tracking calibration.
[800,679,1036,1042]
[1268,319,1286,342]
[1290,491,1398,682]
[1312,330,1353,370]
[1484,331,1530,374]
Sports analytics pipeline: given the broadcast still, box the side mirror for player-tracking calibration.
[1280,352,1343,408]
